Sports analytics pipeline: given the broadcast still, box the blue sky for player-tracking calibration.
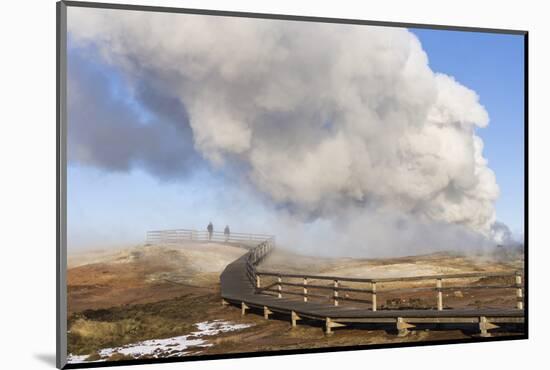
[410,29,525,236]
[67,26,525,250]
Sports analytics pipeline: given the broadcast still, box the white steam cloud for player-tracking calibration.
[68,8,508,256]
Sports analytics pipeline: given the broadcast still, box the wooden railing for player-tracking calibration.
[146,228,275,287]
[146,228,274,245]
[245,239,275,286]
[255,270,524,311]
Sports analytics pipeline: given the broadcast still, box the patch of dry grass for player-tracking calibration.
[67,294,210,356]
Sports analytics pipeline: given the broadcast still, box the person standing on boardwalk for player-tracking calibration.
[224,225,230,242]
[207,222,213,240]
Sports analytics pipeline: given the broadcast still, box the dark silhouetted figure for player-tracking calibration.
[207,222,213,240]
[224,225,230,242]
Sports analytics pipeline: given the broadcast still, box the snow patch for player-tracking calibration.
[67,320,253,363]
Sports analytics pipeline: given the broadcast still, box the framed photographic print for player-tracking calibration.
[56,1,527,368]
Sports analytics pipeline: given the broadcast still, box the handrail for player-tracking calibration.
[147,229,273,238]
[255,270,523,283]
[244,238,275,286]
[255,268,524,311]
[146,228,275,245]
[146,227,275,287]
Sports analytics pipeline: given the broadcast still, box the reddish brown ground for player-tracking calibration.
[67,262,215,314]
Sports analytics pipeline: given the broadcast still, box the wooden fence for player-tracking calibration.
[146,228,275,287]
[255,269,524,311]
[146,228,275,245]
[245,239,275,286]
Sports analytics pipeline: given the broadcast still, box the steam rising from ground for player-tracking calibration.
[67,8,514,256]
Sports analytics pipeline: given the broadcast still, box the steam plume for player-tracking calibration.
[67,8,506,254]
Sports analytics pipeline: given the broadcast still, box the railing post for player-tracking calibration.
[516,272,523,310]
[303,277,308,302]
[436,278,443,311]
[372,281,377,311]
[256,274,261,289]
[277,276,282,298]
[333,280,339,306]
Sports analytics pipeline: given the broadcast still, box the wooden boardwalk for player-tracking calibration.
[146,228,524,336]
[219,239,524,336]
